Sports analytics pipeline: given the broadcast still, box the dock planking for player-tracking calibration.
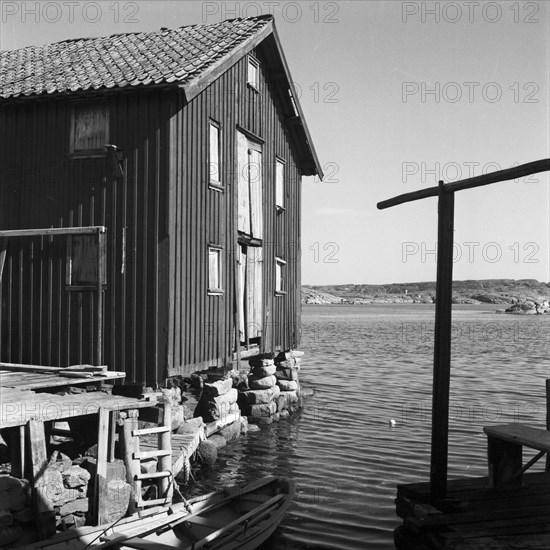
[395,471,550,549]
[140,429,205,479]
[0,388,157,429]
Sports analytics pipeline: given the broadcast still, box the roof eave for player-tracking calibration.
[270,21,323,180]
[179,19,323,180]
[179,20,274,103]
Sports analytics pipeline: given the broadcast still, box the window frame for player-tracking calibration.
[275,157,285,212]
[247,55,260,92]
[207,245,224,295]
[69,102,109,158]
[208,120,223,191]
[275,256,287,296]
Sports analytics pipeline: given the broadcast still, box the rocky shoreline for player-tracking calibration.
[302,279,550,314]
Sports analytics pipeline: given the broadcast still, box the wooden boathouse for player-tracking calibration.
[0,15,323,386]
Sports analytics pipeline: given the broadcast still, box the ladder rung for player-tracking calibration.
[134,470,172,480]
[134,450,171,460]
[132,426,171,436]
[136,498,171,508]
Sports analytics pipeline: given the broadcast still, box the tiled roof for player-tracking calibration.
[0,16,272,99]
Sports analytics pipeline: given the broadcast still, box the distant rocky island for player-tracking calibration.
[302,279,550,314]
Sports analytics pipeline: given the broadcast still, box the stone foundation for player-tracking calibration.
[237,350,304,425]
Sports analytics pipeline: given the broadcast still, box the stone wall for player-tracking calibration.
[238,350,303,425]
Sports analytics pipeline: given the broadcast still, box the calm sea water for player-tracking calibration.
[183,304,550,549]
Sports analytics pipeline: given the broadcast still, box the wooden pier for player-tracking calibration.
[378,159,550,550]
[395,471,550,549]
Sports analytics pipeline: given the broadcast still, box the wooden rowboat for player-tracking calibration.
[31,476,294,550]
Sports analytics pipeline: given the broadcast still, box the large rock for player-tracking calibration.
[80,458,126,482]
[12,506,32,523]
[175,417,204,435]
[248,375,277,390]
[0,525,23,546]
[35,469,64,507]
[102,480,131,523]
[201,379,233,397]
[229,370,248,391]
[250,364,276,377]
[275,367,299,381]
[0,511,13,528]
[248,357,275,368]
[194,389,239,422]
[249,402,277,417]
[171,404,189,431]
[47,451,73,473]
[0,475,29,512]
[275,358,296,369]
[62,466,91,488]
[277,391,299,412]
[59,497,88,516]
[238,386,280,406]
[278,380,299,392]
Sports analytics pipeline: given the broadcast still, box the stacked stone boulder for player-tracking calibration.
[78,457,131,524]
[274,351,303,417]
[238,356,281,424]
[0,474,33,547]
[35,451,91,530]
[194,378,239,423]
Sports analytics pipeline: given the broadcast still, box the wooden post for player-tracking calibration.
[28,419,56,539]
[96,228,106,366]
[430,183,455,503]
[7,426,25,478]
[546,379,550,472]
[158,402,172,501]
[0,237,7,283]
[95,408,110,524]
[119,409,140,514]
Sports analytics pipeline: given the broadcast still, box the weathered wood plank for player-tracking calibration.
[96,408,111,524]
[28,419,56,539]
[378,158,550,210]
[484,423,550,452]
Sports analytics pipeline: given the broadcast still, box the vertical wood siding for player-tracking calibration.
[166,45,303,376]
[0,42,306,384]
[0,90,172,386]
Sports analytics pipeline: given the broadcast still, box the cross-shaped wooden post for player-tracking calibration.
[378,158,549,503]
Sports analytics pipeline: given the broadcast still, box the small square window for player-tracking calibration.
[275,257,286,295]
[247,56,259,90]
[70,103,108,155]
[275,158,285,210]
[208,246,223,294]
[209,121,222,188]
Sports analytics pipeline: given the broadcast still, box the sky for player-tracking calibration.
[1,0,549,285]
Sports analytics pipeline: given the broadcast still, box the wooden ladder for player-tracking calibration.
[121,402,173,511]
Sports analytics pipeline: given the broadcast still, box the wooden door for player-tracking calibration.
[236,130,264,344]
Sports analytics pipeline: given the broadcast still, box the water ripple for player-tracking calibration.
[181,304,549,549]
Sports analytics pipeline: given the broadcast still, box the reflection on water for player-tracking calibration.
[182,304,550,549]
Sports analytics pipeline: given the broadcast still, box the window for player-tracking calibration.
[275,257,286,295]
[208,246,223,294]
[70,103,108,155]
[275,158,285,210]
[209,121,222,189]
[247,56,259,90]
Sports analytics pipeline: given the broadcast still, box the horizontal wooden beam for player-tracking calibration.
[378,158,550,210]
[0,226,106,237]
